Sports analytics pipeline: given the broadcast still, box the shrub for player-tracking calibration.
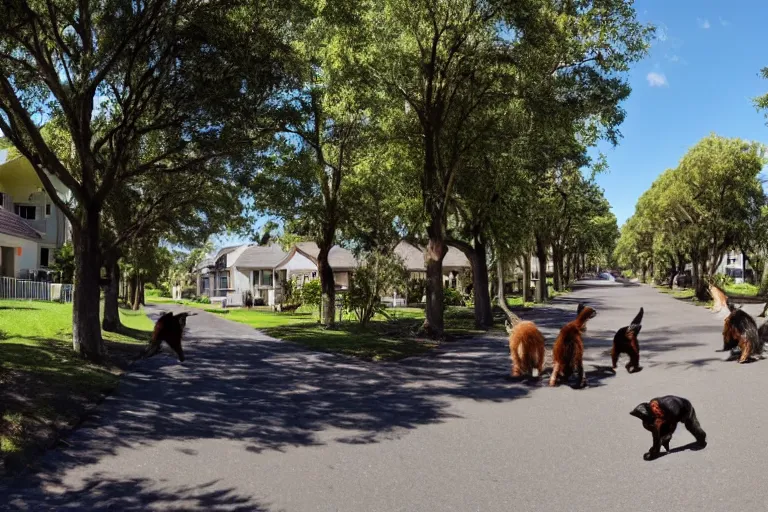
[193,296,211,304]
[347,253,408,325]
[300,279,322,309]
[443,287,464,307]
[145,288,162,297]
[711,273,734,289]
[406,278,426,304]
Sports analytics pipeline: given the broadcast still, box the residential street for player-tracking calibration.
[3,282,768,511]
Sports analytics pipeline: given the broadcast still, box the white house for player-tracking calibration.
[274,242,358,292]
[0,150,72,280]
[196,241,359,307]
[196,243,288,306]
[393,240,471,290]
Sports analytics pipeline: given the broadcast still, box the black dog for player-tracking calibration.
[630,395,707,460]
[719,301,765,363]
[612,307,643,373]
[145,312,196,362]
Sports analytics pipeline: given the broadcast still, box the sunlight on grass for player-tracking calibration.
[0,299,154,462]
[725,282,759,296]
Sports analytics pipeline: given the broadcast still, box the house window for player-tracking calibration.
[311,271,317,279]
[201,277,210,291]
[253,271,260,286]
[0,194,4,207]
[40,248,50,267]
[14,205,36,220]
[262,271,273,287]
[45,203,51,216]
[218,274,229,290]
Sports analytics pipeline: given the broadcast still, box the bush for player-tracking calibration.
[300,279,322,309]
[406,278,426,304]
[193,296,211,304]
[443,287,464,307]
[711,273,734,289]
[347,253,408,325]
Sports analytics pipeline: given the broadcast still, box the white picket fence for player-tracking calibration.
[0,276,74,303]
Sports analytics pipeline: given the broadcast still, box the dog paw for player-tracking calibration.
[643,452,656,461]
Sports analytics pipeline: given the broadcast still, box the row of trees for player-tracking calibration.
[614,134,766,299]
[0,0,651,360]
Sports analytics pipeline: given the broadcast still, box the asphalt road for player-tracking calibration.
[3,282,768,511]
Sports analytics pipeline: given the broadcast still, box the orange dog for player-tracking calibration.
[508,321,546,378]
[549,303,597,388]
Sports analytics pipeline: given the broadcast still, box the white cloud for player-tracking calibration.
[665,54,680,63]
[697,18,711,29]
[656,25,668,42]
[719,17,730,27]
[647,72,668,87]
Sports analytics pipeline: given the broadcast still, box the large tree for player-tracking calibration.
[0,0,289,359]
[364,0,652,336]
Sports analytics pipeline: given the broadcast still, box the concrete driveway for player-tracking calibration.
[3,282,768,511]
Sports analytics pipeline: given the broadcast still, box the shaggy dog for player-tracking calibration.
[145,312,196,362]
[611,307,644,373]
[630,395,707,460]
[549,303,597,388]
[718,301,765,363]
[508,321,546,378]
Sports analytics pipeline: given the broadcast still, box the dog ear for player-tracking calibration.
[630,403,651,420]
[577,303,585,314]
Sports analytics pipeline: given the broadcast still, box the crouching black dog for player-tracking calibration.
[630,395,707,461]
[145,312,196,362]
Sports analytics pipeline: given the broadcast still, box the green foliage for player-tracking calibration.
[346,253,409,325]
[443,288,464,307]
[617,134,766,289]
[49,243,75,284]
[711,274,734,289]
[192,296,211,304]
[406,279,427,304]
[282,278,299,305]
[300,280,322,309]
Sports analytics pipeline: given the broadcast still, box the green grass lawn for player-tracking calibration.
[0,300,154,471]
[653,285,714,308]
[724,282,759,296]
[201,304,498,362]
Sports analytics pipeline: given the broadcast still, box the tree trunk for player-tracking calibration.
[523,251,532,303]
[317,243,336,328]
[552,245,562,292]
[760,257,768,296]
[128,274,136,307]
[71,207,105,361]
[496,257,521,333]
[102,252,122,332]
[449,237,492,329]
[535,234,548,303]
[565,253,572,286]
[132,275,142,310]
[668,256,676,289]
[423,233,447,337]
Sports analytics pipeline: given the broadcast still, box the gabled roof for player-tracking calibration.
[0,208,42,241]
[196,244,242,270]
[393,240,470,271]
[276,242,358,270]
[232,243,287,269]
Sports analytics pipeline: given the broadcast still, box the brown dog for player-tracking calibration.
[508,321,546,378]
[549,303,597,388]
[145,312,196,362]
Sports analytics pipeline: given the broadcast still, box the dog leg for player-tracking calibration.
[684,408,707,447]
[645,429,662,461]
[549,362,561,387]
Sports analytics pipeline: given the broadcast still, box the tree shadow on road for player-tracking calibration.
[5,474,273,511]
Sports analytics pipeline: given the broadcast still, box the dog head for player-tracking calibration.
[576,303,597,320]
[630,402,652,422]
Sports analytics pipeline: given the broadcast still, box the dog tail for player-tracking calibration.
[625,307,643,336]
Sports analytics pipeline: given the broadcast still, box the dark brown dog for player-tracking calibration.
[612,307,643,373]
[549,303,596,388]
[145,312,196,362]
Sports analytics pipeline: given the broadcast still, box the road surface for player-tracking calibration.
[3,282,768,511]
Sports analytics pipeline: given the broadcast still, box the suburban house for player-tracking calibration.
[0,150,72,281]
[393,240,471,290]
[274,242,358,292]
[196,243,288,306]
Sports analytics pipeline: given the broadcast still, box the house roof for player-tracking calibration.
[196,244,242,270]
[393,240,470,271]
[276,242,358,270]
[0,208,42,241]
[232,243,287,269]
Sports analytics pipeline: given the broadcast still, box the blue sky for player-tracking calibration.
[593,0,768,226]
